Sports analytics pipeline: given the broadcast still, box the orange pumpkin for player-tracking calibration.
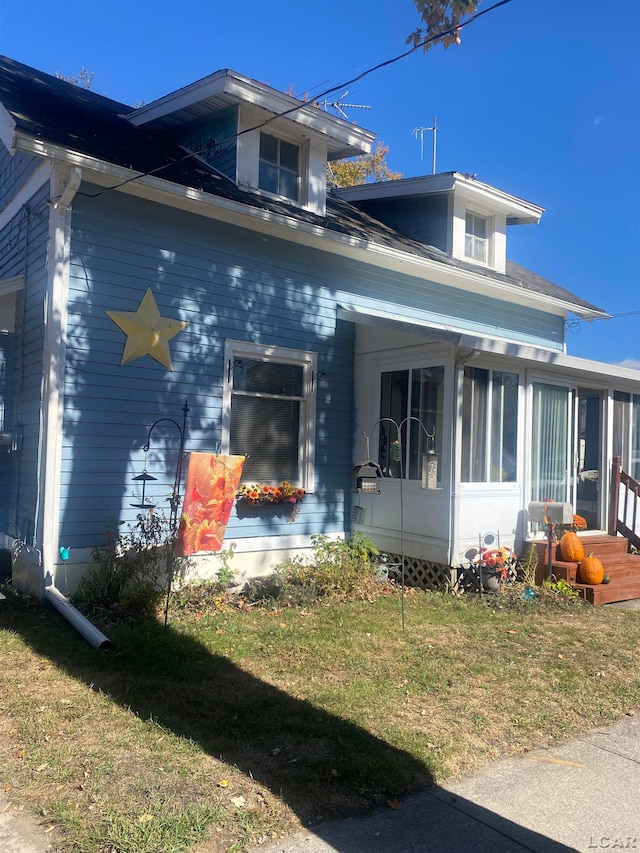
[559,531,584,562]
[578,553,604,585]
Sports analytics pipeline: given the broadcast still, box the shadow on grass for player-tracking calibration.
[2,595,585,851]
[2,594,431,827]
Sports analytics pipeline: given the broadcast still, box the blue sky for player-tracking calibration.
[1,0,638,367]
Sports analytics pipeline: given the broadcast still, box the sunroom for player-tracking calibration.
[351,322,640,586]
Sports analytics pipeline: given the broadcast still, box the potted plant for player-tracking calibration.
[473,547,518,591]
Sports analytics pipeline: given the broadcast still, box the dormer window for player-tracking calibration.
[465,211,489,264]
[259,132,300,202]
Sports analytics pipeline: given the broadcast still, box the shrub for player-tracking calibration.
[244,532,380,607]
[73,512,173,619]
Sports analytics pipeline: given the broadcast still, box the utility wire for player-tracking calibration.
[567,310,640,333]
[75,0,512,201]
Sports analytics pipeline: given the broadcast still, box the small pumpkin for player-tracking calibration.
[578,553,605,585]
[602,574,611,584]
[559,531,584,562]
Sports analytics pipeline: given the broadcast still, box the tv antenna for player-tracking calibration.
[321,90,371,120]
[412,117,437,174]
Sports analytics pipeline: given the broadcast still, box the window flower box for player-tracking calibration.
[237,481,305,506]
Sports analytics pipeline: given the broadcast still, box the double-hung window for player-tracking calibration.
[465,211,489,264]
[462,368,519,482]
[223,341,316,489]
[258,132,300,202]
[378,366,444,482]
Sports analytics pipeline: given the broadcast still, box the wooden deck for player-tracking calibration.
[532,535,640,605]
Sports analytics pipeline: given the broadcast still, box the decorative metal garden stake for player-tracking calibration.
[138,400,189,627]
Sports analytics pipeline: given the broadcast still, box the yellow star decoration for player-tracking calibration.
[106,288,187,371]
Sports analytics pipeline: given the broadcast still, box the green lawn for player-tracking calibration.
[1,586,639,852]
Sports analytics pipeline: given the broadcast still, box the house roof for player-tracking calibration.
[334,172,545,225]
[0,55,606,318]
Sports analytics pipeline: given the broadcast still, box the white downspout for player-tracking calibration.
[36,165,81,593]
[448,362,463,568]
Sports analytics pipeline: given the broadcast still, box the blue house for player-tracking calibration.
[1,55,639,599]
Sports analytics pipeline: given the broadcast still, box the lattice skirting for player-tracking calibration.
[383,552,454,590]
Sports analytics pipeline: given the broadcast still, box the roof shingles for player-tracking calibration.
[0,54,604,316]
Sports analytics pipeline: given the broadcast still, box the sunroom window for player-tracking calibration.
[258,132,300,202]
[465,211,489,264]
[378,366,444,481]
[462,368,518,482]
[223,341,316,489]
[613,391,640,480]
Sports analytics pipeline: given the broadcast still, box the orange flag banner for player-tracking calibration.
[175,453,245,556]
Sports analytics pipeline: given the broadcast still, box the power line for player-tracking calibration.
[74,0,512,202]
[566,311,640,334]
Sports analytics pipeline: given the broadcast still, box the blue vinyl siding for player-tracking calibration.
[176,107,238,181]
[355,194,449,252]
[0,183,49,543]
[60,190,354,548]
[0,148,42,211]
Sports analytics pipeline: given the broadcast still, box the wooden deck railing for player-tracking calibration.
[608,455,640,550]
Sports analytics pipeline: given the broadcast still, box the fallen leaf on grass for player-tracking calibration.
[230,795,246,808]
[217,780,229,788]
[387,798,401,810]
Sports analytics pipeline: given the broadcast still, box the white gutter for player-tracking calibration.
[36,165,81,590]
[13,133,607,322]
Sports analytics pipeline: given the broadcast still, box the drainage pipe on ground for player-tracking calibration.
[44,584,112,651]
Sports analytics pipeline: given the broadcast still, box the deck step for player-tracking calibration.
[575,577,640,605]
[529,535,639,605]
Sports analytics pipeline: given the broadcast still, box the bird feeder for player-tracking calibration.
[422,449,438,489]
[352,460,382,494]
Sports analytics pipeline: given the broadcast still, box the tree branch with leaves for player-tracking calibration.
[407,1,481,51]
[328,142,401,188]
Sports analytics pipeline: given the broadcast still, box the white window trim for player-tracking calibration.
[451,192,507,272]
[464,209,493,267]
[237,107,310,209]
[222,339,317,492]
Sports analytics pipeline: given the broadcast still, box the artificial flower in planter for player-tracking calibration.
[474,546,518,590]
[237,481,305,506]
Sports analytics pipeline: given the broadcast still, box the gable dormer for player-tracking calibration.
[126,70,375,216]
[333,172,544,274]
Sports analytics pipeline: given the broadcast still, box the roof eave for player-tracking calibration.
[126,69,376,158]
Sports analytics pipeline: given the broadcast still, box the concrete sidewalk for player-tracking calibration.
[2,714,638,853]
[0,800,50,853]
[253,713,640,853]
